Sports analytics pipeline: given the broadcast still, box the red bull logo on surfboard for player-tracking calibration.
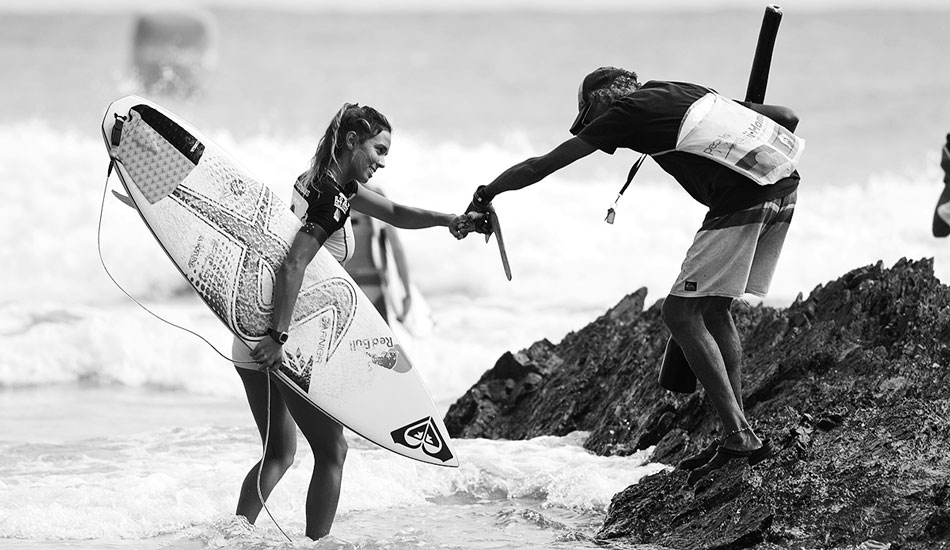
[351,337,412,373]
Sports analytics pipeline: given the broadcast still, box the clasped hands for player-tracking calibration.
[449,185,495,239]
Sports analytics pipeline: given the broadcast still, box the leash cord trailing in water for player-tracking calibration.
[98,164,293,542]
[258,370,293,542]
[96,162,256,367]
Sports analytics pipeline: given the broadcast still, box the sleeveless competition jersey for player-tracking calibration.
[289,172,357,264]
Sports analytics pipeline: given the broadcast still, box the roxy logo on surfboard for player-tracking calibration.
[391,417,454,463]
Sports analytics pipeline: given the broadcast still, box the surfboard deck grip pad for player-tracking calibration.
[115,109,200,204]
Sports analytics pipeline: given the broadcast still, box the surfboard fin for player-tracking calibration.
[484,205,511,281]
[111,190,136,209]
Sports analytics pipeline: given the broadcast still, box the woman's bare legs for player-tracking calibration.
[275,377,348,540]
[235,367,298,523]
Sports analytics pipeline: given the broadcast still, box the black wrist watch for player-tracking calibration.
[267,328,289,344]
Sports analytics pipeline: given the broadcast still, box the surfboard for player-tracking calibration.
[101,95,458,467]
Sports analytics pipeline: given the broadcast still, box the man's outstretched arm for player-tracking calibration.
[468,137,599,212]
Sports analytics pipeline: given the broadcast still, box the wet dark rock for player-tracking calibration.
[444,258,950,550]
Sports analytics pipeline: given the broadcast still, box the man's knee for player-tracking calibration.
[663,295,733,331]
[662,295,700,329]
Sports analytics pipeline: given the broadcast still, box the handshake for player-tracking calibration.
[450,185,512,280]
[450,185,495,240]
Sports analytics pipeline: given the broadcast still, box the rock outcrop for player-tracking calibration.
[444,258,950,550]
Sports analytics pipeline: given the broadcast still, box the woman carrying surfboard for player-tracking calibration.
[234,103,476,540]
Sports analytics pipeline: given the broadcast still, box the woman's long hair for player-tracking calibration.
[299,103,392,195]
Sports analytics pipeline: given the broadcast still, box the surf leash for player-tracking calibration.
[96,162,259,366]
[99,165,295,542]
[104,108,298,542]
[604,153,646,224]
[258,369,294,543]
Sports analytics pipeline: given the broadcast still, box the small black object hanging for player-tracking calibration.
[604,153,646,224]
